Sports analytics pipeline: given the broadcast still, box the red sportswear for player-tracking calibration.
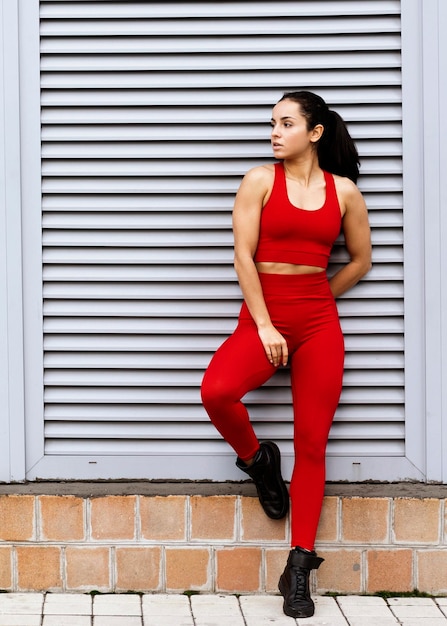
[254,162,342,269]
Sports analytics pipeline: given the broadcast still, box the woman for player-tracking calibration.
[201,91,371,618]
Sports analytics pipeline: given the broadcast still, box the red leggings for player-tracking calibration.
[201,272,344,550]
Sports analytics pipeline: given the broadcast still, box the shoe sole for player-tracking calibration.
[278,574,315,618]
[260,441,289,519]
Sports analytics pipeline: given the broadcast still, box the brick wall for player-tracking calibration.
[0,484,446,595]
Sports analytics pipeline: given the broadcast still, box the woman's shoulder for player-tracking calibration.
[331,173,361,200]
[329,173,365,218]
[235,164,277,208]
[242,163,276,184]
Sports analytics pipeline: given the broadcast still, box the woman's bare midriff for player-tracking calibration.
[255,262,325,275]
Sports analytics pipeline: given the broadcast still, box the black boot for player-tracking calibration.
[278,547,324,618]
[236,441,289,519]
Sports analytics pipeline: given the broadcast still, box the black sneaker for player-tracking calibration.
[278,547,324,618]
[236,441,289,519]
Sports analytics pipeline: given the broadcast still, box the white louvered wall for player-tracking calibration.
[39,0,404,479]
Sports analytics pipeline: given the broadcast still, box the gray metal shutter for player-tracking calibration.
[38,0,406,479]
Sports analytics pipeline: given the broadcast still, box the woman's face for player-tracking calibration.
[270,99,321,159]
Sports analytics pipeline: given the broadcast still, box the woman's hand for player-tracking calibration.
[258,324,289,367]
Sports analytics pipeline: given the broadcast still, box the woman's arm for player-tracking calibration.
[232,166,289,367]
[329,177,372,298]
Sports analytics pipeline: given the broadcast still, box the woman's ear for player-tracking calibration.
[310,124,324,143]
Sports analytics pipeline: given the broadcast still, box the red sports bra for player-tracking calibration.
[254,162,342,269]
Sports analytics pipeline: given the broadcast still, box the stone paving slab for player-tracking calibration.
[43,593,92,615]
[0,616,42,626]
[0,594,44,615]
[92,594,142,616]
[0,593,445,625]
[143,595,195,626]
[42,617,91,626]
[191,594,246,626]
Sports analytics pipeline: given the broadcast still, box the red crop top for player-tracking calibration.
[254,162,342,269]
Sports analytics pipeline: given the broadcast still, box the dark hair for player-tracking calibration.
[279,90,360,183]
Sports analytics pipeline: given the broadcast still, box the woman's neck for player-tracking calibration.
[282,157,322,187]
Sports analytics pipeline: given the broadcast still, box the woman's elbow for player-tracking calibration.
[233,252,254,274]
[359,256,372,279]
[350,254,372,281]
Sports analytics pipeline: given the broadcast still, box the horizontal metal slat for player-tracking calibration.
[41,283,403,303]
[40,103,403,125]
[40,175,404,194]
[41,263,403,283]
[41,177,243,195]
[40,15,401,38]
[42,314,403,336]
[43,385,404,405]
[42,212,233,230]
[41,194,234,211]
[42,438,404,456]
[40,157,403,177]
[40,141,402,161]
[43,333,405,352]
[40,191,402,211]
[42,249,234,265]
[42,143,401,177]
[39,225,403,247]
[42,281,403,300]
[40,51,401,73]
[42,297,404,318]
[40,68,402,90]
[41,244,401,265]
[40,1,401,20]
[41,440,231,455]
[42,229,234,246]
[42,402,405,422]
[327,440,404,456]
[41,125,403,144]
[332,247,403,266]
[41,321,404,346]
[43,368,404,388]
[40,86,404,107]
[40,33,402,55]
[43,420,403,441]
[43,350,405,371]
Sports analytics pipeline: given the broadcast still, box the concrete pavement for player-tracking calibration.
[0,592,446,625]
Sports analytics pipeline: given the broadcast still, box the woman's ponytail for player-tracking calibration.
[317,110,359,183]
[279,91,360,183]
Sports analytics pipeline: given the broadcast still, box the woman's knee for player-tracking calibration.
[294,428,329,465]
[201,372,237,411]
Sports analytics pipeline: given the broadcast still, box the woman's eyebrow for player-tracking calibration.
[271,116,297,122]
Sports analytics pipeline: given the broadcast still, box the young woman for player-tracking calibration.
[201,91,371,618]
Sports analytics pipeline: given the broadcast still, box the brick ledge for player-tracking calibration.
[0,480,446,498]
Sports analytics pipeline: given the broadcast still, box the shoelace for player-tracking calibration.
[294,568,308,601]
